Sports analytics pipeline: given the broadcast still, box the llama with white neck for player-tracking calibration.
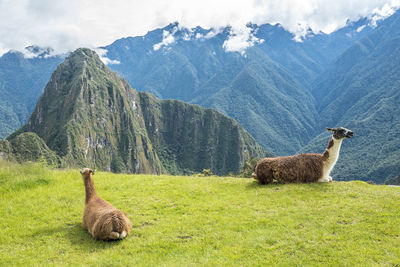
[252,127,354,184]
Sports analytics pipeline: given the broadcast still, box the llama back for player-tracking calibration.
[253,154,324,183]
[275,154,323,183]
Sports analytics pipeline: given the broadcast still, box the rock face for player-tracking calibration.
[139,92,268,175]
[2,48,267,175]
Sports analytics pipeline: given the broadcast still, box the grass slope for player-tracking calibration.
[0,161,399,266]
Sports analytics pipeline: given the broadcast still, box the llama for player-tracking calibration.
[80,168,132,240]
[252,127,354,184]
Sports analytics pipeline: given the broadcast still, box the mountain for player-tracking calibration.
[254,18,374,87]
[102,24,321,155]
[100,17,377,155]
[304,11,400,183]
[0,11,398,182]
[0,17,377,154]
[385,174,400,185]
[0,132,60,165]
[0,48,266,175]
[0,48,64,139]
[195,48,318,154]
[139,92,269,174]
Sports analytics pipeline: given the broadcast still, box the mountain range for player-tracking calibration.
[0,48,266,175]
[0,48,63,138]
[101,18,374,156]
[303,11,400,184]
[0,10,399,182]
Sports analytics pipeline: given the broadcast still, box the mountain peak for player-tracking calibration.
[3,48,265,174]
[64,48,104,68]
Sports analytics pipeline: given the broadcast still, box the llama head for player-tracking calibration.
[80,168,95,177]
[327,127,354,139]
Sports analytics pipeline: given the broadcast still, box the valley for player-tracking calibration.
[0,11,399,183]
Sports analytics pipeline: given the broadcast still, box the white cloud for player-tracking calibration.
[0,45,8,57]
[195,33,204,39]
[182,32,192,41]
[194,29,220,40]
[94,48,120,65]
[153,28,178,51]
[0,0,399,56]
[370,1,400,27]
[205,29,219,39]
[356,25,366,32]
[223,27,264,55]
[292,23,314,42]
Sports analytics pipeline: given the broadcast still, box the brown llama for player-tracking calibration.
[252,127,354,184]
[80,168,132,240]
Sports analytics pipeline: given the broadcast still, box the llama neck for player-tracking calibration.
[322,137,343,175]
[84,175,98,203]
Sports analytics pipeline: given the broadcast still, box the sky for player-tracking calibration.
[0,0,399,56]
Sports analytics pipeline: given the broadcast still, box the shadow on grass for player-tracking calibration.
[65,222,126,249]
[246,180,280,189]
[29,222,125,251]
[246,180,332,191]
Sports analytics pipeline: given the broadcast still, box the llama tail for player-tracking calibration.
[110,211,130,239]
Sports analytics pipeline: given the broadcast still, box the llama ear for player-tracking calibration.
[326,127,336,132]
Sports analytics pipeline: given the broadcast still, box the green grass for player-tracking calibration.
[0,160,399,266]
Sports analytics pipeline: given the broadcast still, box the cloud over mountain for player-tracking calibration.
[0,0,399,56]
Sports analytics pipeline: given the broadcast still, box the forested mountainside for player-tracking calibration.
[0,48,266,175]
[0,48,62,138]
[303,11,400,183]
[102,18,374,155]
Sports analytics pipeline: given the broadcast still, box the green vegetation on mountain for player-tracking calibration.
[306,11,400,183]
[8,48,163,174]
[0,48,266,175]
[0,132,60,165]
[0,11,399,182]
[105,27,319,155]
[0,50,63,138]
[385,174,400,185]
[197,49,318,154]
[1,161,399,266]
[139,92,268,175]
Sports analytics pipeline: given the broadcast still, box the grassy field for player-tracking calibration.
[0,161,399,266]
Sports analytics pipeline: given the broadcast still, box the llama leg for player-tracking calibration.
[109,232,120,239]
[318,176,330,183]
[119,231,127,239]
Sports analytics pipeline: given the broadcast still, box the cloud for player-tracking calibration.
[153,27,178,51]
[94,48,120,65]
[0,0,399,56]
[223,26,264,55]
[356,25,367,32]
[370,1,400,26]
